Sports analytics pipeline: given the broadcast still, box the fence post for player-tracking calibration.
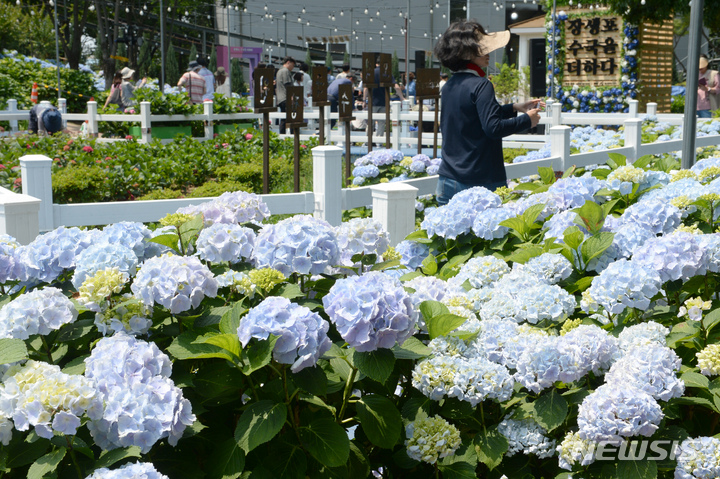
[624,118,643,162]
[58,98,67,128]
[646,102,658,116]
[324,105,332,145]
[7,99,18,133]
[550,126,571,172]
[370,183,418,246]
[551,102,562,127]
[628,99,639,117]
[204,101,214,140]
[87,101,98,137]
[400,100,410,148]
[545,99,555,130]
[140,101,152,143]
[391,101,401,151]
[20,154,53,232]
[312,145,343,226]
[0,191,41,245]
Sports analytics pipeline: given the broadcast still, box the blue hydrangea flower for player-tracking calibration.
[675,437,720,479]
[448,256,510,289]
[604,345,683,401]
[580,259,662,316]
[394,240,430,270]
[640,178,704,204]
[543,210,585,242]
[617,199,681,235]
[698,233,720,273]
[514,336,589,393]
[505,191,563,222]
[404,276,465,308]
[0,287,77,339]
[98,222,157,262]
[498,416,556,458]
[410,159,426,173]
[632,232,707,283]
[611,222,656,258]
[15,226,96,283]
[131,254,218,314]
[547,177,604,210]
[577,384,663,442]
[237,296,331,372]
[560,324,620,375]
[252,215,340,276]
[84,462,169,479]
[335,218,390,267]
[517,253,573,285]
[352,164,380,178]
[0,235,25,284]
[85,333,195,453]
[471,208,514,240]
[618,321,669,352]
[412,355,514,405]
[323,271,418,352]
[196,223,256,264]
[72,243,138,290]
[421,187,501,239]
[177,191,271,226]
[480,282,576,324]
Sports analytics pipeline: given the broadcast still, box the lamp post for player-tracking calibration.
[682,0,705,168]
[51,0,61,99]
[160,0,165,89]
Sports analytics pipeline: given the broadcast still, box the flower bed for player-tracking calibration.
[2,140,720,478]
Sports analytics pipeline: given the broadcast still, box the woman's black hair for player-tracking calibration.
[434,20,486,72]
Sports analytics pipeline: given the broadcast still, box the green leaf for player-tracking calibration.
[671,396,719,413]
[607,152,627,168]
[421,254,438,275]
[522,203,546,225]
[505,245,544,265]
[267,436,307,479]
[573,200,606,235]
[299,417,350,468]
[178,214,205,249]
[240,335,279,375]
[196,333,242,360]
[207,438,246,479]
[356,395,402,449]
[391,337,431,359]
[581,232,615,265]
[427,313,468,340]
[94,446,142,470]
[473,427,508,471]
[56,319,94,342]
[168,332,237,362]
[438,462,477,479]
[149,233,180,253]
[704,308,720,335]
[532,389,568,432]
[370,259,402,271]
[0,338,28,365]
[616,459,658,479]
[61,355,88,375]
[563,226,585,250]
[353,349,395,384]
[293,367,328,396]
[438,249,474,281]
[235,400,288,454]
[499,217,529,238]
[538,167,556,185]
[633,155,654,169]
[196,305,232,328]
[27,448,66,479]
[405,229,429,241]
[276,283,304,300]
[681,371,710,389]
[220,302,247,335]
[419,300,450,321]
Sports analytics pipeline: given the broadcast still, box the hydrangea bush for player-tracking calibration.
[5,135,720,479]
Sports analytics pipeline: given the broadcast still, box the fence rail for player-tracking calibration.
[1,97,675,152]
[3,113,717,247]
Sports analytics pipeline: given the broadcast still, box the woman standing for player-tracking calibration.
[215,67,231,97]
[103,72,123,110]
[433,20,543,204]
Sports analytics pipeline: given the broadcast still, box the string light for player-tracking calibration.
[364,7,368,14]
[340,9,344,15]
[264,4,268,10]
[302,6,306,13]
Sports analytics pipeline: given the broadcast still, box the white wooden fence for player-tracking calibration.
[3,112,719,247]
[0,97,677,152]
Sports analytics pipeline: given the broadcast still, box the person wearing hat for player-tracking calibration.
[197,55,215,101]
[119,67,146,109]
[439,72,449,92]
[215,67,231,97]
[697,54,719,118]
[433,20,543,205]
[28,103,64,136]
[177,60,206,105]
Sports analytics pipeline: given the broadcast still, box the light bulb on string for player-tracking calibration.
[376,10,380,15]
[184,10,188,15]
[235,5,238,10]
[340,9,344,15]
[125,7,129,12]
[264,4,268,10]
[139,10,144,15]
[383,23,387,28]
[399,10,403,16]
[369,36,372,40]
[167,6,171,12]
[379,30,382,34]
[430,8,433,13]
[356,20,359,24]
[424,32,427,37]
[511,3,515,7]
[435,1,439,6]
[89,3,94,10]
[334,27,337,31]
[510,11,518,19]
[302,6,306,13]
[298,16,301,22]
[389,35,393,39]
[463,5,466,10]
[442,13,446,18]
[364,7,368,14]
[49,0,53,6]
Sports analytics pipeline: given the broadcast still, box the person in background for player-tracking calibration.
[328,73,354,128]
[119,67,146,108]
[433,20,542,205]
[104,71,124,110]
[197,55,215,101]
[177,60,206,105]
[215,67,231,97]
[439,72,449,91]
[336,64,351,79]
[406,71,417,99]
[698,54,719,118]
[276,56,296,134]
[363,56,405,142]
[28,103,64,135]
[299,62,312,104]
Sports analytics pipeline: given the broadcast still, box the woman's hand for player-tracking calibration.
[514,99,546,113]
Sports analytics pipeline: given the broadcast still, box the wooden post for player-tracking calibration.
[362,52,376,153]
[294,130,301,191]
[417,105,423,155]
[312,66,329,146]
[338,83,355,186]
[379,53,393,149]
[416,69,441,158]
[367,95,374,152]
[385,87,391,148]
[433,99,439,159]
[286,86,305,193]
[263,112,270,194]
[253,68,277,195]
[319,107,325,145]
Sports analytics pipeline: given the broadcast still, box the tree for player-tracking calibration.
[189,43,198,64]
[489,62,521,104]
[325,49,333,69]
[166,43,180,85]
[209,47,217,72]
[231,58,247,93]
[94,0,123,89]
[343,51,350,65]
[305,49,313,75]
[392,50,400,84]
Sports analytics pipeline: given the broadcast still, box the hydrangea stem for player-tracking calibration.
[41,336,53,364]
[66,436,84,479]
[338,364,358,422]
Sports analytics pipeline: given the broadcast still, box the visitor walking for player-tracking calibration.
[177,61,206,105]
[276,56,296,134]
[698,54,719,118]
[328,73,354,128]
[433,20,542,205]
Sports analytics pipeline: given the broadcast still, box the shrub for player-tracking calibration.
[136,188,183,201]
[672,94,685,114]
[186,179,252,198]
[52,165,107,203]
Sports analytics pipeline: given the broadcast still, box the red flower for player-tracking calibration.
[222,143,229,148]
[214,144,220,149]
[301,144,307,149]
[82,146,94,153]
[125,135,134,140]
[0,165,6,170]
[245,133,253,140]
[13,178,21,186]
[63,145,70,151]
[213,133,219,138]
[105,156,112,161]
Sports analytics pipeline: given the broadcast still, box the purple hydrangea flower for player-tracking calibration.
[394,240,430,270]
[177,191,271,226]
